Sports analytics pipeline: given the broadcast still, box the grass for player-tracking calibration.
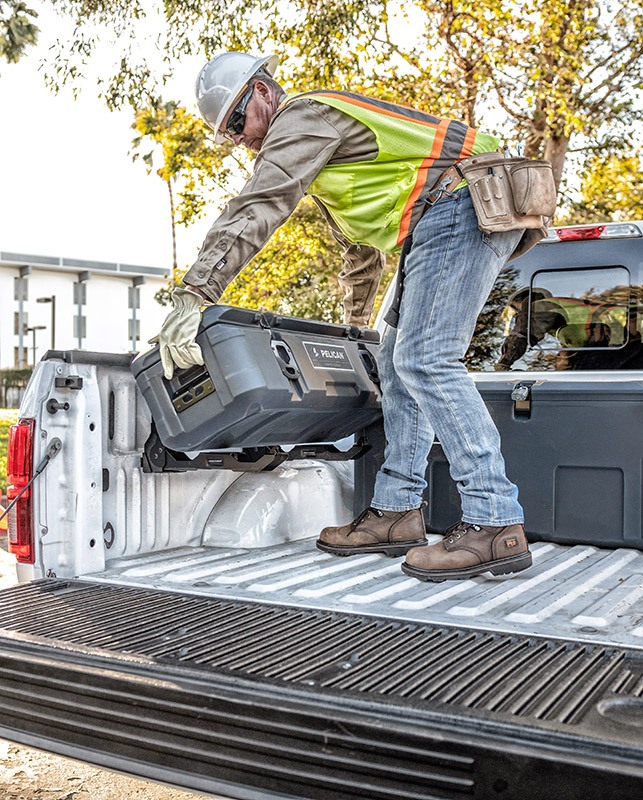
[0,409,19,503]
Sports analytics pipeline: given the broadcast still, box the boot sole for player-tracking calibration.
[401,551,533,582]
[316,538,428,558]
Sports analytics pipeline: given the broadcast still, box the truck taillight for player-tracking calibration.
[553,222,642,241]
[556,225,605,241]
[7,419,35,564]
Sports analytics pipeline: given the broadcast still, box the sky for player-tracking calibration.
[0,2,215,272]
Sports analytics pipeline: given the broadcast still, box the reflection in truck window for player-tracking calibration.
[466,265,643,371]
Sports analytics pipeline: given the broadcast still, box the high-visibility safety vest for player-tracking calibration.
[282,90,500,253]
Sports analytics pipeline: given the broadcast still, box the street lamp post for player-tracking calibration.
[25,326,46,367]
[36,296,56,350]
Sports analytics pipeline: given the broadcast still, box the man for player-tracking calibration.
[156,51,532,582]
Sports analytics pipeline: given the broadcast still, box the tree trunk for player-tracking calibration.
[543,135,571,192]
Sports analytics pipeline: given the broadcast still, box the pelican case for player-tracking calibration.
[132,305,382,451]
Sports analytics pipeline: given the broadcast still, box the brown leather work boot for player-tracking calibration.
[402,521,532,582]
[316,505,428,557]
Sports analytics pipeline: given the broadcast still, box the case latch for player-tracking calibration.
[270,337,301,381]
[511,382,533,417]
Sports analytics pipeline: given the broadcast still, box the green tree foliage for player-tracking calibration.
[0,0,38,62]
[131,99,237,275]
[435,0,643,186]
[45,1,643,185]
[558,150,643,222]
[0,408,20,502]
[0,369,32,407]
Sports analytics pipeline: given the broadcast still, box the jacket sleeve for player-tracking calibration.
[313,198,385,327]
[183,100,347,302]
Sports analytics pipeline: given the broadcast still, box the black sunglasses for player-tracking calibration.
[223,85,255,140]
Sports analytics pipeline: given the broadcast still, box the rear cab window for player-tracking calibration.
[467,223,643,372]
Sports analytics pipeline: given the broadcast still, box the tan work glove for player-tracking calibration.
[149,288,205,380]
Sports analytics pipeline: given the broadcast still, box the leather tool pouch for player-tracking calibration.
[456,153,558,259]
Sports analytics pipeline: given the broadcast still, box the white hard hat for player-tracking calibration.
[195,52,279,143]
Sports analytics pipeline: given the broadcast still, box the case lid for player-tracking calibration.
[199,305,380,342]
[131,306,380,379]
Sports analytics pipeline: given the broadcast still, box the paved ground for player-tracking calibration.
[0,740,210,800]
[0,545,216,800]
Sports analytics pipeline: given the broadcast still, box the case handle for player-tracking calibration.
[358,346,380,386]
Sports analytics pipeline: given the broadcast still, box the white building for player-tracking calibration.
[0,251,171,370]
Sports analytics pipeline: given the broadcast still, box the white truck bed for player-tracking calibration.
[87,535,643,651]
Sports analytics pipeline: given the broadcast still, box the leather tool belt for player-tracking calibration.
[384,154,558,327]
[455,152,558,259]
[455,152,557,233]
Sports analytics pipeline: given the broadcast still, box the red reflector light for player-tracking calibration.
[556,225,605,241]
[8,419,33,482]
[7,419,35,564]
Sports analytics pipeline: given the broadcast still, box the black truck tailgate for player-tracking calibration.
[0,580,642,800]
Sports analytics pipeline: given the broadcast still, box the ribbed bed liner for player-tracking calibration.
[87,535,643,650]
[1,578,642,742]
[2,575,643,799]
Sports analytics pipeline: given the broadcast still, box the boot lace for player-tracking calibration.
[444,521,481,544]
[351,507,384,529]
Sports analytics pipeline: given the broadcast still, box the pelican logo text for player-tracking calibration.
[303,341,353,371]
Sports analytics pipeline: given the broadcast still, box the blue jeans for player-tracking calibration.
[371,187,524,526]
